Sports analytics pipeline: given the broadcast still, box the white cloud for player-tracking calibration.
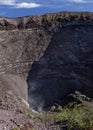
[0,0,93,8]
[0,0,15,5]
[69,0,86,3]
[0,0,41,8]
[68,0,93,3]
[16,2,41,8]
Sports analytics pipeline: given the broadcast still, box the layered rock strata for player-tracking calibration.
[0,12,93,110]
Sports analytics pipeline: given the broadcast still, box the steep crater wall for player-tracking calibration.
[27,25,93,111]
[0,12,93,110]
[0,29,51,76]
[0,26,51,109]
[0,12,93,76]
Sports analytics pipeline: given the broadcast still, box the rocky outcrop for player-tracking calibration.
[27,13,93,111]
[0,12,93,31]
[0,12,93,111]
[0,12,93,76]
[0,29,50,76]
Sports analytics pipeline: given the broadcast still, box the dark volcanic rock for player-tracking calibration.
[27,23,93,111]
[0,12,93,76]
[0,12,93,111]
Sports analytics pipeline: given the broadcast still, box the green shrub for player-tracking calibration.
[28,103,93,130]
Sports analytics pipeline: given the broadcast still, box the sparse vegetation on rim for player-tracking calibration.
[28,102,93,130]
[0,12,93,130]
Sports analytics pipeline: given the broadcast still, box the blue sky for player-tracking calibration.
[0,0,93,17]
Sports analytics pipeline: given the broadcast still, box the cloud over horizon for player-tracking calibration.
[0,0,93,9]
[0,0,93,17]
[0,0,15,5]
[16,2,41,8]
[68,0,93,3]
[0,0,41,8]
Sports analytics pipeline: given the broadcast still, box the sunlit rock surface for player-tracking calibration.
[0,12,93,110]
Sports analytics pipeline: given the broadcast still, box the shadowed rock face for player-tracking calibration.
[0,12,93,111]
[0,12,93,76]
[27,25,93,111]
